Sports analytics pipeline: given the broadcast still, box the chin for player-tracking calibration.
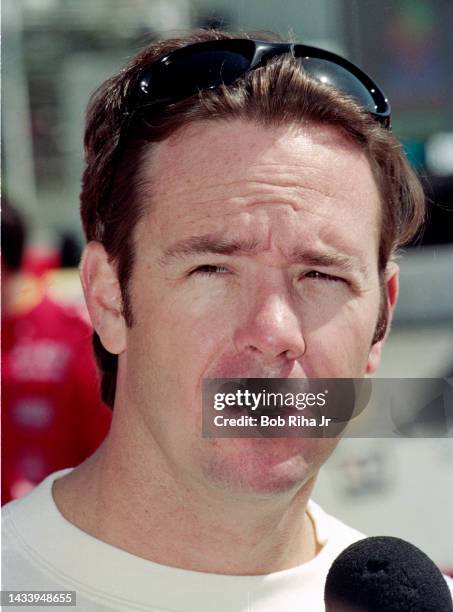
[203,438,323,498]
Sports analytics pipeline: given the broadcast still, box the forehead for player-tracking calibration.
[136,119,380,262]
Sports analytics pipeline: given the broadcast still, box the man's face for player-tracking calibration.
[116,120,395,496]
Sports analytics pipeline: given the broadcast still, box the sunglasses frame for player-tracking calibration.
[129,38,391,129]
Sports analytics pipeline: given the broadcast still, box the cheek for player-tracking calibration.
[170,290,235,360]
[302,299,379,376]
[129,278,236,383]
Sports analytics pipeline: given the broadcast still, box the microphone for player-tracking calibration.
[324,536,453,611]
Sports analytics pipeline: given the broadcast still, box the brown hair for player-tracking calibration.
[80,29,426,408]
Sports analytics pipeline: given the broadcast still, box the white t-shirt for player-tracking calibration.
[3,469,453,611]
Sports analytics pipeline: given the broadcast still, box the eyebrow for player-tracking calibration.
[159,235,260,264]
[289,248,361,273]
[159,234,367,275]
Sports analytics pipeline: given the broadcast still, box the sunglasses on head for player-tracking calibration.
[127,38,391,129]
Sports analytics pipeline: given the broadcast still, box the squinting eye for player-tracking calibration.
[190,265,230,276]
[305,270,343,283]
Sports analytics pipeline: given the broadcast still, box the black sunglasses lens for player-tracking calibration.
[135,40,390,127]
[299,57,387,117]
[140,49,252,106]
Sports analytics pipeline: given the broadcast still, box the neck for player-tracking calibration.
[53,407,320,575]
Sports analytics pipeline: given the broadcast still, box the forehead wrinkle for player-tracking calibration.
[153,177,340,221]
[153,175,304,199]
[158,235,261,266]
[243,161,355,198]
[153,163,344,199]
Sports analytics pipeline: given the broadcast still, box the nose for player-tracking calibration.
[233,290,306,363]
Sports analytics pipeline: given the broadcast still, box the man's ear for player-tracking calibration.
[80,241,127,355]
[366,261,399,375]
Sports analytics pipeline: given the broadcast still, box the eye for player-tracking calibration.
[190,264,230,276]
[304,270,343,283]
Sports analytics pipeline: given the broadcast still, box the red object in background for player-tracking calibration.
[22,246,61,278]
[1,295,112,504]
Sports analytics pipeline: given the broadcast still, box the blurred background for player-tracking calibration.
[2,0,453,571]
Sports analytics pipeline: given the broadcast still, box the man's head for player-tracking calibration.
[79,30,425,496]
[80,29,425,407]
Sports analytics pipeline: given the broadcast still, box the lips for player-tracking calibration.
[208,354,303,379]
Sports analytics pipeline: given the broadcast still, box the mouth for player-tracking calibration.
[204,378,323,438]
[207,351,302,380]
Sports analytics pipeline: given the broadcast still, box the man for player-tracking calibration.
[1,200,111,504]
[3,30,451,610]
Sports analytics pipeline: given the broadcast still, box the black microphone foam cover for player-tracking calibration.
[324,535,453,611]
